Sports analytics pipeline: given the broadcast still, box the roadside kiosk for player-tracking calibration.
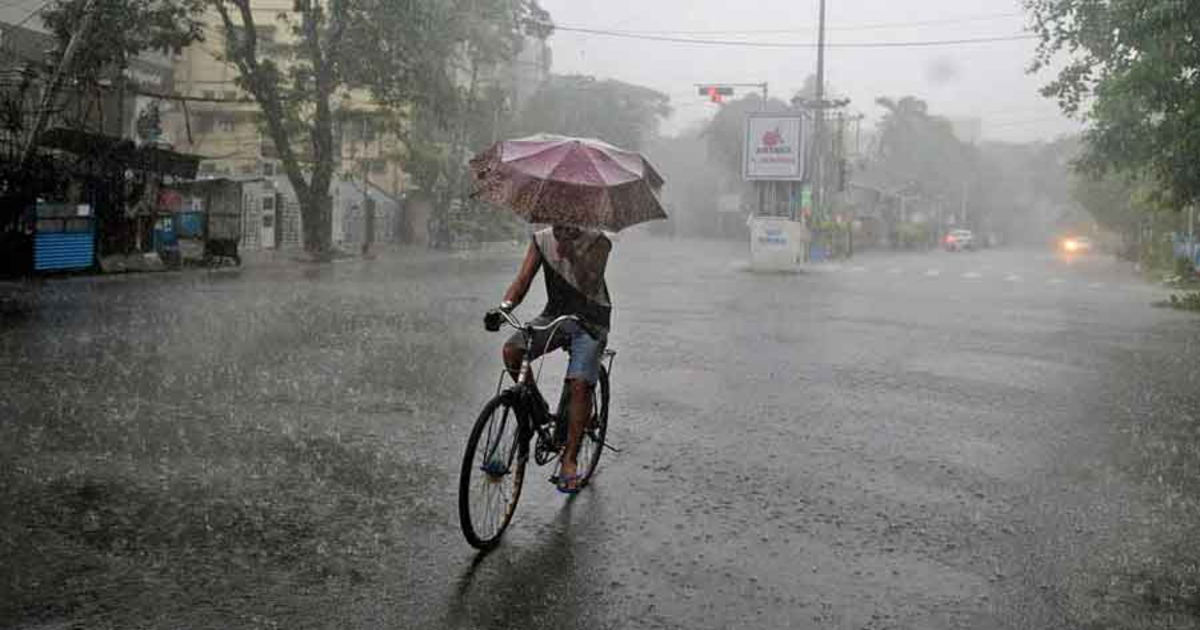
[32,202,96,272]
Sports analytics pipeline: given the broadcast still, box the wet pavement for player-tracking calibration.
[2,238,1199,629]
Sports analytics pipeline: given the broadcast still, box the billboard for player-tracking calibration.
[744,113,807,181]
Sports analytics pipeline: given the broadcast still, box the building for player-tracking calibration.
[1,18,200,272]
[165,9,410,252]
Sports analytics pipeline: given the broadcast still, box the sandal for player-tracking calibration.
[555,472,583,495]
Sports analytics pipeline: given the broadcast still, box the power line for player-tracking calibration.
[578,12,1026,36]
[549,25,1038,49]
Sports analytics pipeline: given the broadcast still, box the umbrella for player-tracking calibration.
[469,134,667,232]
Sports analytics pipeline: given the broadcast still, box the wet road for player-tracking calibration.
[3,239,1199,629]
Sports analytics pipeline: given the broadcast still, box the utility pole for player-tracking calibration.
[812,0,827,225]
[961,180,969,227]
[1189,204,1196,266]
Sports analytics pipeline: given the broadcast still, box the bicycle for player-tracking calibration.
[458,311,615,550]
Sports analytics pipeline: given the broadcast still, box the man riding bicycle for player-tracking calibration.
[489,224,612,494]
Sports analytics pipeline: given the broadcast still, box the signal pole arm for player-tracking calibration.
[502,241,542,310]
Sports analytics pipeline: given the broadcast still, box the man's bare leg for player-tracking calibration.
[503,344,524,382]
[558,378,592,488]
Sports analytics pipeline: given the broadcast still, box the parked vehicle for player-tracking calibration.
[944,229,975,252]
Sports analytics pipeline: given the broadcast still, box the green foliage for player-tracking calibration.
[515,75,672,151]
[1026,0,1200,209]
[1156,292,1200,312]
[42,0,206,79]
[897,222,929,249]
[866,96,979,203]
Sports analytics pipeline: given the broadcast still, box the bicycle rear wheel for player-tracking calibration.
[459,393,526,550]
[576,366,609,487]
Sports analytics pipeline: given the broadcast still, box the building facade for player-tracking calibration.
[166,9,408,251]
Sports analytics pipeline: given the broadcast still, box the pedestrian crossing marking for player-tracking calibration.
[1004,274,1023,282]
[1048,278,1065,285]
[962,272,982,279]
[887,267,904,274]
[924,269,941,277]
[849,266,869,273]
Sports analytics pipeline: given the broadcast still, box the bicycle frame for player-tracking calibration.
[488,311,616,464]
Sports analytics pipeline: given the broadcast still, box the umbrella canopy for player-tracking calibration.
[469,134,667,232]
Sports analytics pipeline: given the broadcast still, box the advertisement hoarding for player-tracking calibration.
[744,113,808,181]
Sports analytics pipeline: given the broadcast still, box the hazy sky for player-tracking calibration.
[539,0,1082,143]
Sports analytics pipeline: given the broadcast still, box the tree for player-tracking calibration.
[1026,0,1200,209]
[869,96,978,202]
[212,0,548,256]
[515,75,672,151]
[41,0,205,82]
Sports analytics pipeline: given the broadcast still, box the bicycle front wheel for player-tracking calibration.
[459,393,527,550]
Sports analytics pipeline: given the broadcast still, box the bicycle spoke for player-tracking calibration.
[463,398,524,545]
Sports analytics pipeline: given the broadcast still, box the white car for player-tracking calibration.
[944,229,975,252]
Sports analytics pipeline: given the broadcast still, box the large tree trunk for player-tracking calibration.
[299,190,333,255]
[215,0,345,259]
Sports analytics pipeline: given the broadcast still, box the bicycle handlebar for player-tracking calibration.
[491,309,579,334]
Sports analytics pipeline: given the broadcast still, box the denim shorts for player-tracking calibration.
[506,316,606,384]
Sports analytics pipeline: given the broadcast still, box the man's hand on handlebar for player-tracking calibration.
[483,301,515,332]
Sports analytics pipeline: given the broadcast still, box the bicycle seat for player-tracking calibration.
[603,349,617,358]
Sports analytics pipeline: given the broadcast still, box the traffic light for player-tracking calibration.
[698,86,734,103]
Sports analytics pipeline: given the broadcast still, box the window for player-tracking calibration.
[197,113,215,134]
[262,214,274,229]
[237,161,255,176]
[260,138,278,159]
[223,90,237,101]
[197,162,216,176]
[370,159,386,174]
[202,90,216,100]
[218,117,235,133]
[260,160,277,177]
[262,196,276,212]
[361,118,376,142]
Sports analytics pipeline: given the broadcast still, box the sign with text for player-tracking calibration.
[744,113,807,181]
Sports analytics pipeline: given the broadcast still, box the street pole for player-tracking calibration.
[812,0,827,225]
[961,180,968,228]
[1189,204,1196,266]
[361,157,374,258]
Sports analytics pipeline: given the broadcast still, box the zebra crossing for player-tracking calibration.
[813,263,1111,289]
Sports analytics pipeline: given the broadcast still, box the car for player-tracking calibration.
[1060,236,1094,254]
[944,229,975,252]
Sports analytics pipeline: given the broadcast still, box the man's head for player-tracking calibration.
[553,225,582,242]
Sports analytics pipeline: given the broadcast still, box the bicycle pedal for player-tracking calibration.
[601,441,621,453]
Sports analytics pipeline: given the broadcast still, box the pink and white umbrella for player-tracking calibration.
[469,134,667,232]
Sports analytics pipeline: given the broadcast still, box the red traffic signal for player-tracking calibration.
[698,85,734,103]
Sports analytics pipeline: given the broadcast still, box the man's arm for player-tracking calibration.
[502,241,541,308]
